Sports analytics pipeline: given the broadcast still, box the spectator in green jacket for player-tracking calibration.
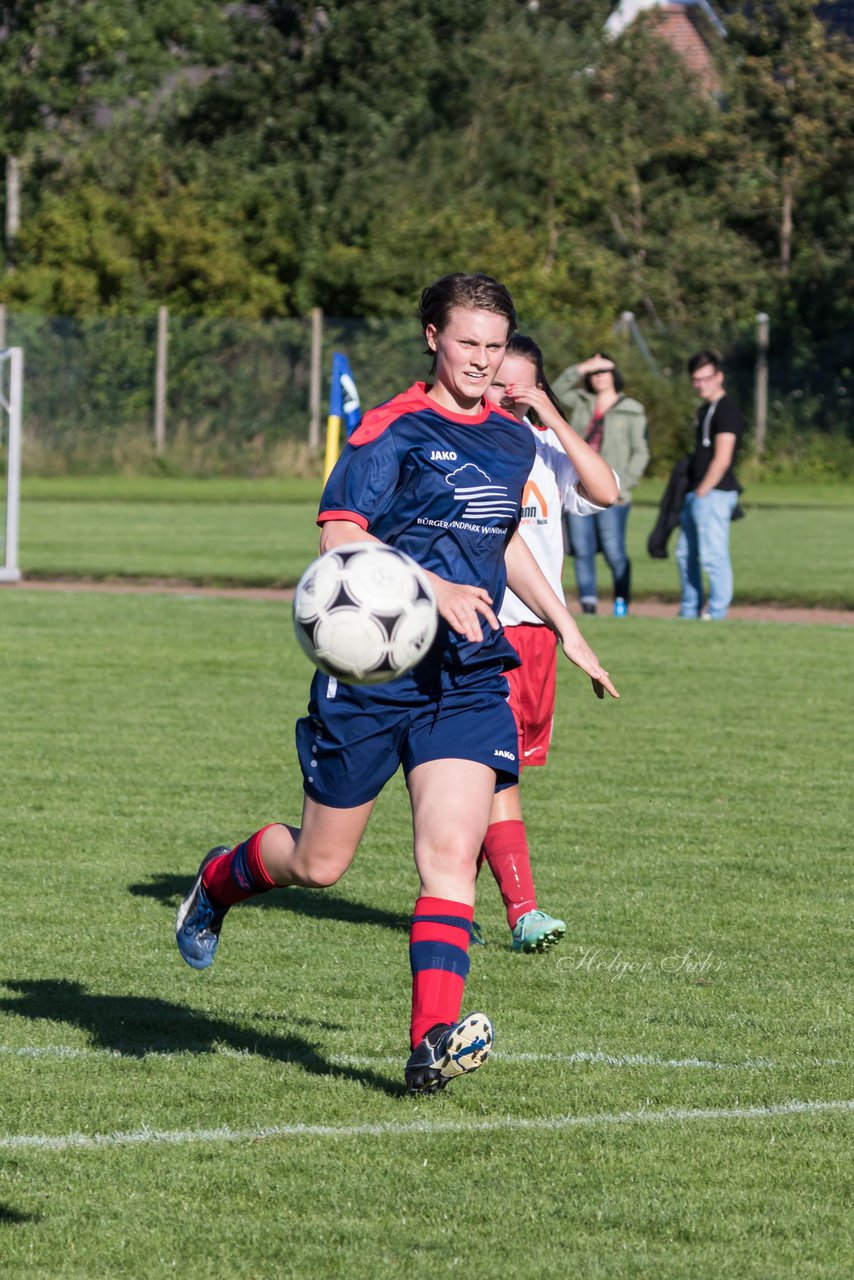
[553,354,650,615]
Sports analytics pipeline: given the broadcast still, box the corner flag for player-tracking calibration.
[324,353,362,480]
[331,353,361,435]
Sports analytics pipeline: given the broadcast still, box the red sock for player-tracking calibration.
[202,824,278,907]
[409,896,473,1050]
[482,820,537,929]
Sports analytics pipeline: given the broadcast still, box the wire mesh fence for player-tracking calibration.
[2,311,424,475]
[2,309,851,478]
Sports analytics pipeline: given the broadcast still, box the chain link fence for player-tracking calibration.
[3,309,851,479]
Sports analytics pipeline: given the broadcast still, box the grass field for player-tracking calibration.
[18,474,854,508]
[1,588,851,1278]
[14,476,854,605]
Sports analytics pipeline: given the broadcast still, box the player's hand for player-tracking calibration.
[560,631,620,700]
[426,574,499,643]
[504,384,554,419]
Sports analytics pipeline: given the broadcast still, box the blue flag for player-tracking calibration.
[329,353,361,436]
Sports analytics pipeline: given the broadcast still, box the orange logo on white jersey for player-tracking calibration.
[520,480,548,522]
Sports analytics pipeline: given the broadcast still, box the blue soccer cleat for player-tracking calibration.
[405,1012,493,1096]
[175,845,232,970]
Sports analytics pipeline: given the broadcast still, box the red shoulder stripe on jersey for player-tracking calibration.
[493,401,523,424]
[349,387,427,446]
[317,509,369,530]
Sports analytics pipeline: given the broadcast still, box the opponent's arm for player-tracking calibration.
[504,532,619,700]
[504,383,619,507]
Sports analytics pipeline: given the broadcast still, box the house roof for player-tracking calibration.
[606,1,854,43]
[605,1,727,41]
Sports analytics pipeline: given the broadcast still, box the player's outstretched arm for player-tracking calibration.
[504,383,619,508]
[505,532,619,700]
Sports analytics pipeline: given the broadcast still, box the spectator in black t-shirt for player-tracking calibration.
[675,350,745,620]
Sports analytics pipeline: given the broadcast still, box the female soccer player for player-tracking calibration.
[176,273,618,1096]
[481,336,619,952]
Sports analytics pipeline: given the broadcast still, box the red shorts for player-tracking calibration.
[503,623,558,770]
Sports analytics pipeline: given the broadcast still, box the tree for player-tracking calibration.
[717,1,854,409]
[0,0,229,268]
[724,0,854,281]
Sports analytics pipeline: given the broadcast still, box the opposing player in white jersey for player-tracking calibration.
[481,335,620,952]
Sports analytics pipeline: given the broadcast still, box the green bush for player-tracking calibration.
[744,430,854,482]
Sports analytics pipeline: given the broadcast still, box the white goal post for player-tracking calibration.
[0,347,23,583]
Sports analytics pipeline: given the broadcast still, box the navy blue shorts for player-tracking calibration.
[295,667,519,808]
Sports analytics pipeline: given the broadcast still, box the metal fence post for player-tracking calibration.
[1,347,23,583]
[309,307,323,451]
[154,306,169,455]
[755,312,769,460]
[5,157,19,269]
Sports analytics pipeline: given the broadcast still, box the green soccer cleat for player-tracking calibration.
[511,909,566,953]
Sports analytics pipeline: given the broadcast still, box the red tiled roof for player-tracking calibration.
[647,6,721,93]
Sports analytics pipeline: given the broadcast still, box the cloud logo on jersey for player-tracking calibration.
[445,464,516,522]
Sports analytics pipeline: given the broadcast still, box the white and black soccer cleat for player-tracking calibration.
[405,1012,493,1096]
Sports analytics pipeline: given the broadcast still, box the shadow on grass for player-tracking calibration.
[0,1205,40,1225]
[0,979,403,1098]
[129,873,409,933]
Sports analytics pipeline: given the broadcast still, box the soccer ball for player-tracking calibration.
[293,542,438,684]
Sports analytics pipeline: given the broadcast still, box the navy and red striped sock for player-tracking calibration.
[201,824,278,907]
[409,895,473,1050]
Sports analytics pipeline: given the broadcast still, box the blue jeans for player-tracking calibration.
[675,489,738,619]
[567,502,632,605]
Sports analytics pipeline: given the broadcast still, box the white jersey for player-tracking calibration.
[500,418,614,627]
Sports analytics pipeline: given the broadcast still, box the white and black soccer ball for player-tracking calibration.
[293,542,438,685]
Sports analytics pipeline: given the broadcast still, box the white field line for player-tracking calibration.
[0,1044,847,1071]
[332,1049,849,1071]
[2,1099,852,1155]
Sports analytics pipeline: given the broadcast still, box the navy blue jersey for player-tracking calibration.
[318,382,536,676]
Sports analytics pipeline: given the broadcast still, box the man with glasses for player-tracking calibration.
[676,350,745,620]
